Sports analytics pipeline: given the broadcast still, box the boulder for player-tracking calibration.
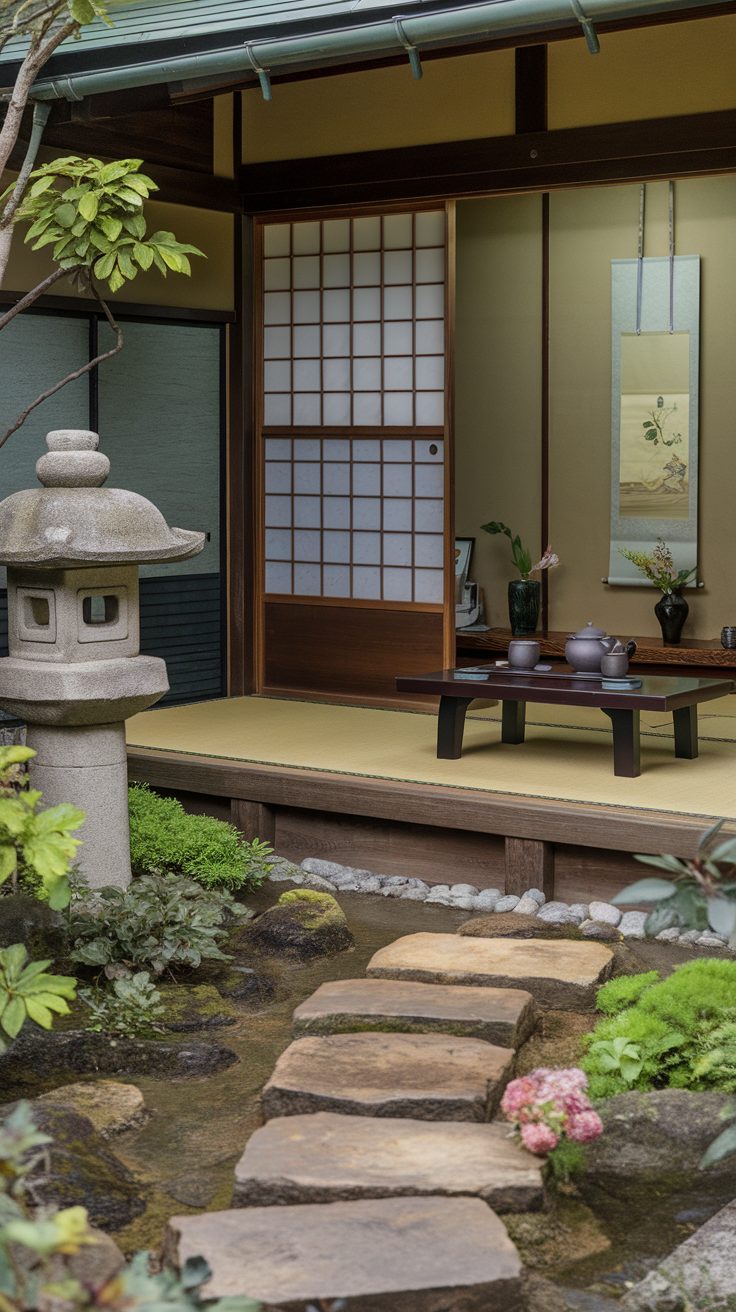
[158,983,237,1031]
[35,1080,148,1137]
[246,890,353,959]
[0,1103,145,1231]
[621,1198,736,1311]
[0,1027,238,1092]
[0,893,67,958]
[583,1090,736,1187]
[213,964,277,1005]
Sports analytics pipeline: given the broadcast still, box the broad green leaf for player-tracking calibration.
[121,174,153,197]
[78,192,99,222]
[98,214,122,241]
[55,203,76,229]
[158,247,184,272]
[0,845,17,884]
[99,160,143,184]
[0,944,29,979]
[24,998,53,1029]
[0,746,34,768]
[108,265,126,293]
[70,0,97,24]
[1,996,27,1040]
[123,212,146,239]
[117,248,137,280]
[94,251,116,280]
[133,242,154,271]
[29,175,55,197]
[612,877,675,905]
[707,896,736,937]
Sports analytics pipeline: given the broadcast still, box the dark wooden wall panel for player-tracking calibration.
[264,601,443,700]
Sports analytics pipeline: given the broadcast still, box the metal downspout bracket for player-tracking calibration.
[570,0,601,52]
[393,17,423,79]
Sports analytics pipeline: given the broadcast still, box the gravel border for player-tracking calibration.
[264,856,734,951]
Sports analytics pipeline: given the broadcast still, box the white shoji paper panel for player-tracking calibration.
[263,210,446,427]
[263,436,445,603]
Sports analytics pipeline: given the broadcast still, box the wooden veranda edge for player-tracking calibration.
[126,744,727,857]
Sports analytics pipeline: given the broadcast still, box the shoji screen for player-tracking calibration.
[259,208,450,700]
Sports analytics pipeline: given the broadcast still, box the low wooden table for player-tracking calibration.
[395,668,736,778]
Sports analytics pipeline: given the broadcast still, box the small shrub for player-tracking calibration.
[79,970,165,1038]
[0,745,84,910]
[0,944,76,1054]
[583,958,736,1098]
[128,785,273,891]
[69,873,247,977]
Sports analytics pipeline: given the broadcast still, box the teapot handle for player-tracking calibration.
[625,640,637,658]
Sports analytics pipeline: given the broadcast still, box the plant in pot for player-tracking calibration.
[480,521,559,635]
[620,538,696,645]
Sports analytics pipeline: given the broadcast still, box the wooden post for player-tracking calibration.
[504,836,554,899]
[231,798,276,845]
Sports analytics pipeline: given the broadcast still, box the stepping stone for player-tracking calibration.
[167,1196,523,1310]
[261,1032,514,1122]
[367,932,613,1009]
[293,977,537,1048]
[233,1111,544,1212]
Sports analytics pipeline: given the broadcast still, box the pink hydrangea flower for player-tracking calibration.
[521,1122,559,1155]
[500,1076,539,1121]
[566,1110,604,1144]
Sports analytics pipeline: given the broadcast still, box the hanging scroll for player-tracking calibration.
[609,255,700,585]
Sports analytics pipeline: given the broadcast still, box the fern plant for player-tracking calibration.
[128,785,273,891]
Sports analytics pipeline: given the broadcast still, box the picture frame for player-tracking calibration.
[454,537,474,584]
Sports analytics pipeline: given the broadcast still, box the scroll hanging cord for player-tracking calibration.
[635,183,645,335]
[668,179,675,334]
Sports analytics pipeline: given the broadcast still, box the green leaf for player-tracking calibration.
[108,266,126,293]
[0,944,29,980]
[29,175,56,198]
[123,212,147,240]
[78,192,99,222]
[708,896,736,938]
[55,203,76,229]
[1,996,26,1040]
[24,998,53,1029]
[70,0,97,23]
[93,251,116,281]
[99,160,143,184]
[133,243,154,271]
[117,248,137,280]
[612,877,675,905]
[97,214,122,241]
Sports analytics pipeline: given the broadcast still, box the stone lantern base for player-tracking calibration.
[27,723,133,890]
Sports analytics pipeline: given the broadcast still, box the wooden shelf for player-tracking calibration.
[456,627,736,672]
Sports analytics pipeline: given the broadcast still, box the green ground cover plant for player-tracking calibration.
[128,785,273,892]
[583,959,736,1098]
[69,873,247,979]
[79,970,165,1038]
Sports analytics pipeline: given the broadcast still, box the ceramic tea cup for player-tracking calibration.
[508,639,540,670]
[600,651,629,678]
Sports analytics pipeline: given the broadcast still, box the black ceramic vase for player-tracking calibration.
[655,590,689,645]
[508,579,540,636]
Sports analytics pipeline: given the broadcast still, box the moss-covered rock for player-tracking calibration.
[213,964,278,1005]
[158,983,237,1031]
[0,892,67,958]
[36,1080,148,1138]
[246,890,353,960]
[0,1103,145,1231]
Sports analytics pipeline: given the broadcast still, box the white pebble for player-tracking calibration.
[619,910,648,939]
[494,895,520,912]
[588,901,622,927]
[526,888,546,906]
[512,895,541,916]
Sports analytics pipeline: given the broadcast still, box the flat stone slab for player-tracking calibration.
[233,1111,544,1212]
[261,1032,514,1122]
[292,977,537,1048]
[167,1196,523,1310]
[367,933,613,1009]
[621,1198,736,1311]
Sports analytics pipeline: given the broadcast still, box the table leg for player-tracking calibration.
[437,697,472,759]
[502,700,527,745]
[673,704,698,759]
[604,708,641,777]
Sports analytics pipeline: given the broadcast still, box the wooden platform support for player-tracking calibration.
[231,798,276,845]
[504,837,554,899]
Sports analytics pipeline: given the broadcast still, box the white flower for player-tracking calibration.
[530,546,560,574]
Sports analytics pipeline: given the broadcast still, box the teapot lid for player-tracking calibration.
[570,620,609,640]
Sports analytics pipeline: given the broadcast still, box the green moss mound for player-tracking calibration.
[583,958,736,1099]
[128,785,272,892]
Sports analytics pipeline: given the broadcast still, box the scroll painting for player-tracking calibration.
[609,257,700,585]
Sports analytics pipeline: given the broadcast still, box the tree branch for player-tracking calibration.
[0,264,68,331]
[0,282,123,449]
[0,14,77,182]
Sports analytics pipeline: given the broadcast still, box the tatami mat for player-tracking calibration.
[126,694,736,820]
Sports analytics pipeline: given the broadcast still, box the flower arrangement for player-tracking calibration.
[481,521,559,581]
[620,538,696,594]
[501,1066,603,1158]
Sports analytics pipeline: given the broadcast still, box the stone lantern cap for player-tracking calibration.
[0,430,204,567]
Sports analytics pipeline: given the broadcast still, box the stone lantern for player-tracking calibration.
[0,429,204,889]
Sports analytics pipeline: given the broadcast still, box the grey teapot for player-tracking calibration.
[565,622,636,674]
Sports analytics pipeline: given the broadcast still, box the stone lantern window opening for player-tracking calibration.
[17,588,56,643]
[78,587,128,643]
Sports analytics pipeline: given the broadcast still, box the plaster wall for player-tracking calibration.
[3,197,234,312]
[455,175,736,641]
